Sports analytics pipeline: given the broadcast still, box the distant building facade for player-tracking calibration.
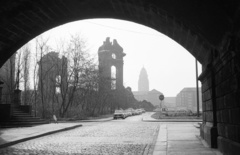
[138,67,149,92]
[133,89,162,106]
[133,67,176,108]
[164,97,176,109]
[133,89,176,108]
[176,87,202,112]
[38,52,67,104]
[98,37,126,92]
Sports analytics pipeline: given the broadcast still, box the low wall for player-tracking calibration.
[0,104,11,121]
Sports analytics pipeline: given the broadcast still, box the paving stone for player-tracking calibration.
[0,115,158,154]
[153,150,167,155]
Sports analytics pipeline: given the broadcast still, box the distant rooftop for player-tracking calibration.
[149,89,162,94]
[98,37,124,54]
[132,89,162,95]
[181,87,201,92]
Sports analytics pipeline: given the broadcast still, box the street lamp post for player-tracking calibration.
[196,59,200,117]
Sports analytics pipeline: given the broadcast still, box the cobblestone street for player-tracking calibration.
[0,114,159,155]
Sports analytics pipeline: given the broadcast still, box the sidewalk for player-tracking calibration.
[142,113,222,155]
[0,117,113,149]
[151,123,222,155]
[0,123,82,148]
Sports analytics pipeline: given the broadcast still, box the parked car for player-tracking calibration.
[125,109,133,117]
[113,110,127,119]
[140,108,146,113]
[135,109,143,115]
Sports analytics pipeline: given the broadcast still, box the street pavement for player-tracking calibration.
[0,112,222,155]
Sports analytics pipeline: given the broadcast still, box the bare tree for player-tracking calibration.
[32,39,39,116]
[36,36,51,118]
[25,33,134,119]
[10,44,31,106]
[58,34,90,117]
[51,34,102,118]
[15,48,23,90]
[22,46,31,105]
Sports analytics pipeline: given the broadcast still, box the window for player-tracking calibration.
[111,80,116,90]
[111,66,116,79]
[111,66,116,90]
[112,53,116,59]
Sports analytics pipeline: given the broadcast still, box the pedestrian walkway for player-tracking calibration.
[142,112,222,154]
[0,123,82,148]
[0,117,113,149]
[151,123,222,155]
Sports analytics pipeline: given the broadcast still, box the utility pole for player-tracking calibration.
[196,59,200,117]
[159,94,164,119]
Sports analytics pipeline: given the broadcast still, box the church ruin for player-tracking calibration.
[98,37,126,92]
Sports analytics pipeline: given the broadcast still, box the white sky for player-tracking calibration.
[28,18,202,97]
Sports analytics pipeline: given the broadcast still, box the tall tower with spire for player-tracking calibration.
[138,67,149,92]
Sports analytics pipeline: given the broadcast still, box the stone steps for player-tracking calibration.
[0,106,49,128]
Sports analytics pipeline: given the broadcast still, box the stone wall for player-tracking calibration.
[200,36,240,153]
[0,104,11,121]
[215,37,240,154]
[199,62,217,148]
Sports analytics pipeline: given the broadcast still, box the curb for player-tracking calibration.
[144,124,160,155]
[142,118,202,122]
[0,124,82,149]
[79,118,113,122]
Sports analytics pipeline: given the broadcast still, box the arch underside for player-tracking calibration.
[0,0,236,67]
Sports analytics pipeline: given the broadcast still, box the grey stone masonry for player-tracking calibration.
[200,35,240,154]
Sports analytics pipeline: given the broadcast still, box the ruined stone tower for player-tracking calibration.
[98,37,126,92]
[38,52,68,104]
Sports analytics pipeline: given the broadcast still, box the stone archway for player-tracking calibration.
[0,1,240,154]
[1,0,234,67]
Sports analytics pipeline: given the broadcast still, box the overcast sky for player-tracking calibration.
[28,18,202,97]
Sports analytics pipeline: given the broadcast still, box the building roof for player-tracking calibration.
[181,87,201,92]
[140,67,147,76]
[149,89,162,94]
[98,37,124,54]
[133,89,163,95]
[132,91,148,95]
